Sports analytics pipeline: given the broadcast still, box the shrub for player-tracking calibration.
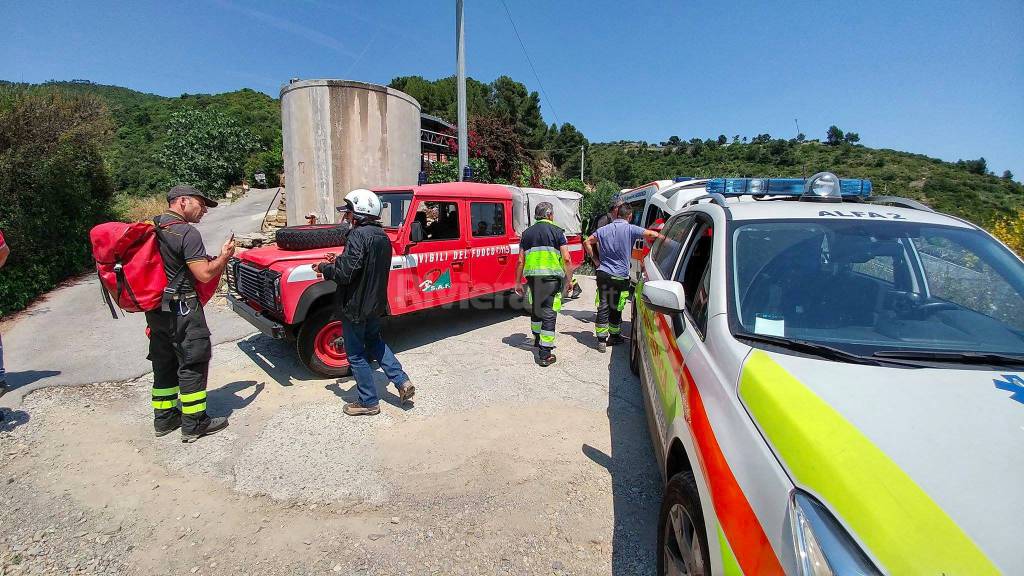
[0,88,115,314]
[157,108,260,197]
[992,210,1024,257]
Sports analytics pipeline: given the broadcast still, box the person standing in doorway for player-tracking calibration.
[314,189,415,416]
[584,203,662,352]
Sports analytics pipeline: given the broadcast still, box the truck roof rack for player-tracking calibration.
[865,196,935,212]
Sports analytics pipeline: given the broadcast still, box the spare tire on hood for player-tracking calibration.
[275,223,350,251]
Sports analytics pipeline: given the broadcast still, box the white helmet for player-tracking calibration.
[343,188,382,220]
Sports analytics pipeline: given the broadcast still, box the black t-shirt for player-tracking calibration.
[156,212,208,291]
[520,220,567,254]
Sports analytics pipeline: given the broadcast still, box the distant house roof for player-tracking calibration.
[421,113,455,131]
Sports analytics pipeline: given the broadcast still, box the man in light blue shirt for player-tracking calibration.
[583,204,662,352]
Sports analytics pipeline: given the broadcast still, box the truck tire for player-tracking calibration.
[276,224,349,251]
[657,472,710,576]
[296,306,352,378]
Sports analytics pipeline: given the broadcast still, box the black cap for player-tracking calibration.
[167,184,218,208]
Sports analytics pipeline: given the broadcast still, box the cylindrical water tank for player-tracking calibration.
[280,80,422,225]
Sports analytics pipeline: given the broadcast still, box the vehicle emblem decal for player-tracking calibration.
[993,374,1024,405]
[419,268,452,293]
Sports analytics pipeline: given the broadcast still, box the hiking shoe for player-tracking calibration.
[570,283,583,299]
[399,383,416,405]
[154,413,182,437]
[538,354,557,367]
[181,416,229,443]
[533,334,540,348]
[597,341,607,353]
[344,402,381,416]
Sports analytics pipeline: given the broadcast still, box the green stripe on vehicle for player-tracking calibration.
[718,526,743,576]
[739,351,998,575]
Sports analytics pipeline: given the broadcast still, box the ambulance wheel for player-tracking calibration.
[629,299,640,375]
[657,472,710,576]
[276,223,349,251]
[296,307,352,378]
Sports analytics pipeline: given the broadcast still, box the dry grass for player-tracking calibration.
[112,193,167,222]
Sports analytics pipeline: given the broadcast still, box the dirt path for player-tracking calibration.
[0,278,661,575]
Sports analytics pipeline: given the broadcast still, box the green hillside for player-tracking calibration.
[586,139,1024,228]
[0,80,282,197]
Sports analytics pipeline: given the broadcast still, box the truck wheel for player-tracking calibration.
[296,307,352,377]
[629,299,640,375]
[657,472,710,576]
[276,223,349,251]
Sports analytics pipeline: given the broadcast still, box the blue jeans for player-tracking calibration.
[342,316,409,407]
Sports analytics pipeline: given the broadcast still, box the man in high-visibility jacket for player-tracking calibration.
[584,203,663,352]
[515,202,574,367]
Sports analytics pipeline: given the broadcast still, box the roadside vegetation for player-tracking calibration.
[0,77,1020,315]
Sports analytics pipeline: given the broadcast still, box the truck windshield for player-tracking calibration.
[379,192,413,228]
[731,219,1024,359]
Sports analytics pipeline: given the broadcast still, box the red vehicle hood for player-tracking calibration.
[240,245,343,269]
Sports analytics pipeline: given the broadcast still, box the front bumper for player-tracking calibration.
[227,293,286,339]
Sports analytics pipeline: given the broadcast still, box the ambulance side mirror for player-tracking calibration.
[642,280,686,315]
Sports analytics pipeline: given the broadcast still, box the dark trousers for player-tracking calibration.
[527,276,562,359]
[341,316,410,408]
[596,270,631,341]
[145,299,211,433]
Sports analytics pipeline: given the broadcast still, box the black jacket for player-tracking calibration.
[320,222,392,322]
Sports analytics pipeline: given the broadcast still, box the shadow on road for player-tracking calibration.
[324,380,412,411]
[3,370,62,391]
[582,316,661,575]
[0,409,30,432]
[208,379,266,417]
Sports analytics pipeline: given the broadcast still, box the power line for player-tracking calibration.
[499,0,561,127]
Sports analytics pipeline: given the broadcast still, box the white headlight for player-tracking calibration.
[790,491,881,576]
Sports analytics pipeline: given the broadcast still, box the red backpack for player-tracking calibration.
[90,217,218,318]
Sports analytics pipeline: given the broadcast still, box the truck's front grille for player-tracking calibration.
[228,259,280,313]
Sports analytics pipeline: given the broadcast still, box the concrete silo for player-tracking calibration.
[280,80,422,225]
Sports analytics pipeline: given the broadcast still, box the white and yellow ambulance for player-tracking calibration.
[630,173,1024,575]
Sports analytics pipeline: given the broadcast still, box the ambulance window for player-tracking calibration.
[471,202,505,237]
[629,201,646,226]
[652,215,694,278]
[417,201,461,241]
[674,219,714,337]
[644,206,666,229]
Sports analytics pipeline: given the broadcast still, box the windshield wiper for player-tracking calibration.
[736,333,890,366]
[872,350,1024,366]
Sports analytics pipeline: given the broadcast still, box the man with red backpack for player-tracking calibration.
[147,185,235,442]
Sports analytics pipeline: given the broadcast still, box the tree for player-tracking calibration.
[751,133,771,144]
[157,108,260,197]
[826,125,845,146]
[667,135,681,146]
[551,122,588,175]
[956,157,987,175]
[796,133,806,142]
[717,134,728,145]
[465,114,532,183]
[843,132,860,144]
[1002,170,1014,180]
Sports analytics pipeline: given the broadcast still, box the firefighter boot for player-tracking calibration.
[181,416,229,443]
[154,411,182,437]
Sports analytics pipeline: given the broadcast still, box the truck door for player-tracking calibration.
[468,200,515,295]
[404,199,472,310]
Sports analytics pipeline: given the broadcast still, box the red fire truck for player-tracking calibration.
[226,182,585,377]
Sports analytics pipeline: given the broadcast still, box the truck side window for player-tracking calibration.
[471,202,505,237]
[644,206,665,229]
[418,202,460,241]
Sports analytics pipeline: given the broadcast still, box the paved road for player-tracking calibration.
[0,187,280,407]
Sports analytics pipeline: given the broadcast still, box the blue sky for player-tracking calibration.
[4,0,1022,179]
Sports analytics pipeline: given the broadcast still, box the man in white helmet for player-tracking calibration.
[313,189,415,415]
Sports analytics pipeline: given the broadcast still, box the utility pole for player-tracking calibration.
[580,145,585,182]
[456,0,468,181]
[794,118,801,138]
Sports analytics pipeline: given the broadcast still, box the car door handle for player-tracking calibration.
[497,255,508,264]
[452,260,464,270]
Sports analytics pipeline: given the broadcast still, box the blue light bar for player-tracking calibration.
[673,176,695,182]
[705,177,872,197]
